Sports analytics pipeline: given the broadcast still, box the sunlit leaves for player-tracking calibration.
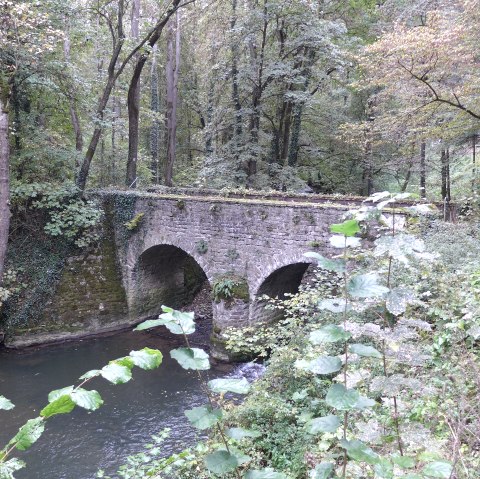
[185,405,222,430]
[374,234,426,265]
[100,363,132,384]
[307,415,341,434]
[325,384,374,411]
[296,356,342,375]
[391,454,415,469]
[309,463,334,479]
[0,396,14,411]
[48,386,74,402]
[0,458,25,479]
[70,388,103,411]
[386,287,415,316]
[330,235,361,248]
[245,468,287,479]
[226,427,261,440]
[422,461,453,478]
[9,418,45,451]
[128,348,163,370]
[40,396,75,418]
[204,450,239,474]
[318,298,350,313]
[208,378,250,394]
[309,325,351,344]
[330,219,360,237]
[348,274,389,298]
[134,307,196,334]
[170,347,210,370]
[304,252,346,273]
[349,343,382,359]
[340,439,380,465]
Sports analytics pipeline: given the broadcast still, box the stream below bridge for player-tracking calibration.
[0,323,262,479]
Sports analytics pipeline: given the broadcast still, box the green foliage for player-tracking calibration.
[195,240,209,255]
[212,275,249,302]
[123,213,144,231]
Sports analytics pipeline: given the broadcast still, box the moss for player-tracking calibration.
[212,275,249,302]
[124,212,144,231]
[176,199,186,210]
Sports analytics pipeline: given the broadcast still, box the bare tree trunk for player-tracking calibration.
[0,99,10,285]
[126,0,141,187]
[150,44,160,183]
[230,0,242,160]
[64,20,83,156]
[164,11,181,187]
[441,148,451,202]
[472,134,477,192]
[420,141,426,198]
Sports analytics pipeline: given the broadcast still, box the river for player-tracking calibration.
[0,326,253,479]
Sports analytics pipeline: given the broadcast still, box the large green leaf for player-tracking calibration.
[0,396,14,411]
[422,461,453,478]
[374,234,425,265]
[184,405,222,430]
[129,348,163,370]
[170,347,210,370]
[391,454,415,469]
[78,370,101,380]
[340,439,380,465]
[70,388,103,411]
[101,363,132,384]
[10,417,45,451]
[48,386,74,402]
[318,299,350,313]
[135,306,196,335]
[330,235,361,249]
[309,463,334,479]
[330,219,360,237]
[307,415,341,434]
[304,356,343,375]
[386,287,415,316]
[309,325,351,344]
[348,274,389,298]
[208,378,250,394]
[245,468,287,479]
[374,458,394,479]
[325,384,359,411]
[226,427,262,440]
[0,458,26,479]
[204,450,239,474]
[349,343,382,359]
[304,252,346,273]
[40,395,75,418]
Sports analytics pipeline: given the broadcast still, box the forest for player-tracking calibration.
[0,0,480,478]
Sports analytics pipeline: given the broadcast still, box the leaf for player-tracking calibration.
[10,418,45,451]
[318,298,350,313]
[365,191,391,203]
[340,439,380,465]
[208,378,250,394]
[101,363,132,384]
[135,306,196,334]
[348,274,389,298]
[330,235,361,248]
[349,344,382,359]
[325,384,359,411]
[304,252,346,273]
[307,415,341,434]
[204,450,239,474]
[0,458,26,479]
[70,388,103,411]
[386,288,415,316]
[374,234,425,264]
[48,386,74,402]
[310,325,351,344]
[303,356,343,375]
[40,395,75,418]
[422,461,453,478]
[129,348,163,370]
[245,468,287,479]
[309,463,334,479]
[0,396,14,411]
[184,405,222,430]
[391,454,415,469]
[374,458,394,479]
[79,370,101,380]
[330,219,360,237]
[226,427,262,440]
[170,347,210,370]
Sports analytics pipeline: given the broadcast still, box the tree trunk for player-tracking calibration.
[440,148,451,202]
[150,44,160,183]
[126,0,141,187]
[420,141,426,198]
[164,11,181,187]
[230,0,242,160]
[0,99,10,286]
[64,20,83,155]
[472,134,477,192]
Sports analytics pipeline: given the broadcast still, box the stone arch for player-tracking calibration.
[250,261,311,324]
[130,244,209,319]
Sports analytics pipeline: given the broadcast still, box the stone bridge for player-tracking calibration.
[104,189,362,358]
